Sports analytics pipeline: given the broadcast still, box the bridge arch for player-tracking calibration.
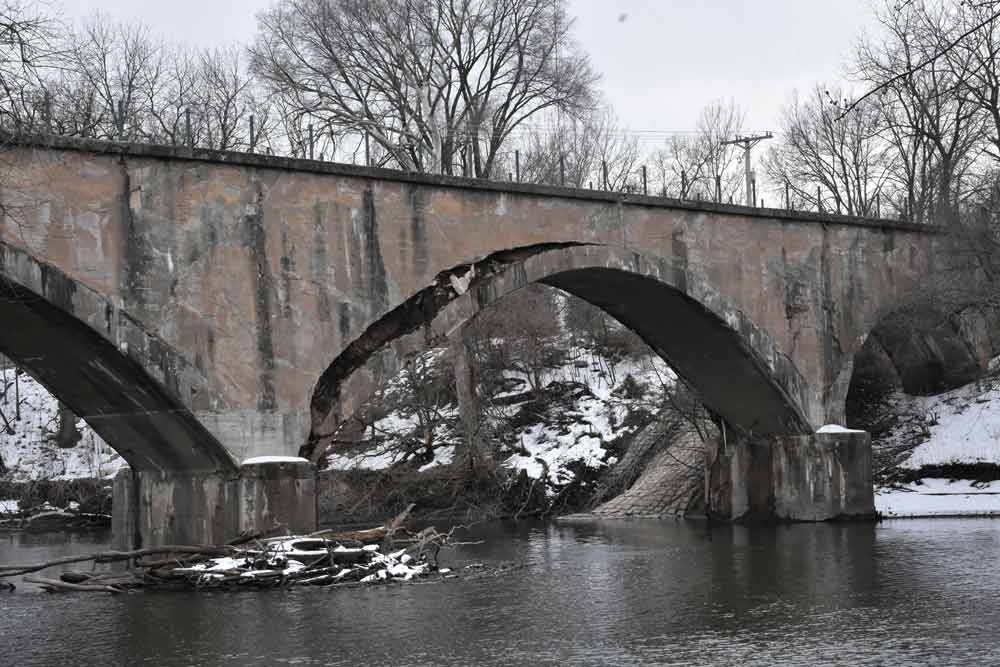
[0,241,235,473]
[304,244,816,460]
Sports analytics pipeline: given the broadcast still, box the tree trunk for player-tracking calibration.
[451,335,487,474]
[55,403,82,449]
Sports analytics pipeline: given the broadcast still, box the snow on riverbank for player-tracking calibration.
[1,372,125,482]
[326,344,672,492]
[876,479,1000,518]
[876,376,1000,518]
[497,353,672,487]
[896,382,1000,469]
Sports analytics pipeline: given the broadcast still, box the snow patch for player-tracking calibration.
[1,372,125,481]
[895,383,1000,469]
[418,446,454,472]
[241,455,309,465]
[817,424,866,434]
[876,479,1000,518]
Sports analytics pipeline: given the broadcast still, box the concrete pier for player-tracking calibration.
[706,430,874,522]
[112,457,317,549]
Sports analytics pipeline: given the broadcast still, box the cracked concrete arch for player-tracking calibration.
[303,244,816,461]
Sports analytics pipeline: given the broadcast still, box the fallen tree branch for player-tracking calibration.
[0,545,234,577]
[24,575,125,594]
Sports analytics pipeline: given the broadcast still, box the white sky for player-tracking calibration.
[58,0,876,135]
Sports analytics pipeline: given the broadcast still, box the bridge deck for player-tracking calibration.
[1,131,935,235]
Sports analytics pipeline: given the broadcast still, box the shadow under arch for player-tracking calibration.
[0,241,236,473]
[842,302,992,429]
[304,244,815,460]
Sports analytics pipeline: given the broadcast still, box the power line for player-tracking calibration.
[720,132,773,207]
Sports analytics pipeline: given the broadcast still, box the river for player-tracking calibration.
[2,518,1000,666]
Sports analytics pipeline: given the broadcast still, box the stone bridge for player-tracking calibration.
[0,134,938,543]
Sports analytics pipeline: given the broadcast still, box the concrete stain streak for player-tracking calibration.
[408,185,429,277]
[311,200,331,322]
[244,181,277,411]
[361,187,389,317]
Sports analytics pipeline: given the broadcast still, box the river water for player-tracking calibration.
[2,518,1000,666]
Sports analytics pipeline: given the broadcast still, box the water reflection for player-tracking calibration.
[2,519,1000,665]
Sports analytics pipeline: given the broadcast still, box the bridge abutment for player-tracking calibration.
[112,458,317,550]
[706,431,874,522]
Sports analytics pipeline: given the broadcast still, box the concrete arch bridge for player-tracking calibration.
[0,134,938,545]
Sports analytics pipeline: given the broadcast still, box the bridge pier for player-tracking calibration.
[706,430,874,521]
[112,458,317,550]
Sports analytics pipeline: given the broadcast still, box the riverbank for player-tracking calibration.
[872,375,1000,518]
[876,479,1000,518]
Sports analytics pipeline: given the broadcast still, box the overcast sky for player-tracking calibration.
[59,0,876,138]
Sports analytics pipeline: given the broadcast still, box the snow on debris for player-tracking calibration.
[1,372,125,481]
[171,535,435,586]
[876,479,1000,518]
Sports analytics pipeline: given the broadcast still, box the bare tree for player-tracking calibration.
[650,100,745,200]
[950,3,1000,161]
[198,46,268,151]
[764,86,890,216]
[511,104,638,189]
[250,0,598,176]
[141,43,197,145]
[854,1,985,224]
[0,0,62,131]
[471,283,563,397]
[67,13,165,141]
[697,99,745,202]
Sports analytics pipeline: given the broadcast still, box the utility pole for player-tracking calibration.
[721,132,773,206]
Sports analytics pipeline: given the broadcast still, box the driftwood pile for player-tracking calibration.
[0,505,478,594]
[0,501,111,531]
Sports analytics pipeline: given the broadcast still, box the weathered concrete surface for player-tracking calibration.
[237,458,316,536]
[706,431,874,521]
[111,460,317,548]
[111,468,137,551]
[771,433,874,520]
[0,134,936,473]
